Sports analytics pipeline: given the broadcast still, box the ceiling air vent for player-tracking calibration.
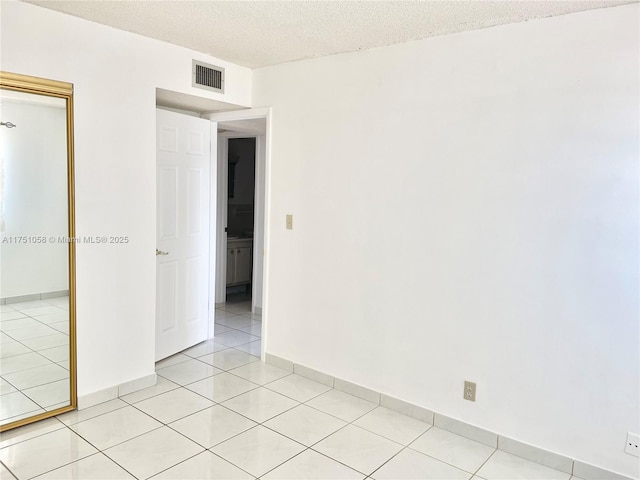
[192,60,224,93]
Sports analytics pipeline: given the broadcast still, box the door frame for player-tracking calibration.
[207,121,218,339]
[205,108,271,360]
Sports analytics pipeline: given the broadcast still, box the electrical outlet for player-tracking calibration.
[286,214,293,230]
[464,381,476,402]
[625,432,639,457]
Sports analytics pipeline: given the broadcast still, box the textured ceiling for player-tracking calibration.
[25,0,634,68]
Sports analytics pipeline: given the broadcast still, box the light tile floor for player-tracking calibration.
[0,298,585,479]
[0,297,70,423]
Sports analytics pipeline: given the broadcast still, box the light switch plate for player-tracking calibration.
[286,214,293,230]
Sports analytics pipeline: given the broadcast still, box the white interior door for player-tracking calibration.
[156,108,212,361]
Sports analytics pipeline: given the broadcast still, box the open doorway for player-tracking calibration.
[153,91,270,365]
[207,110,269,360]
[212,116,267,313]
[225,137,256,305]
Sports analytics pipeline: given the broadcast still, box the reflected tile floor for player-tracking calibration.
[0,299,578,479]
[0,297,70,424]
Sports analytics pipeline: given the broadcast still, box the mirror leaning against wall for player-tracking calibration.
[0,72,77,431]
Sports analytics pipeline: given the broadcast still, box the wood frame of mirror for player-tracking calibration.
[0,71,77,431]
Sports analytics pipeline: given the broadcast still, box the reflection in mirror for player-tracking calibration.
[0,73,76,431]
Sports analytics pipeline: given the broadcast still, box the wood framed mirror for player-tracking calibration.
[0,72,76,431]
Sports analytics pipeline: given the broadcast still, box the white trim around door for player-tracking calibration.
[204,108,271,361]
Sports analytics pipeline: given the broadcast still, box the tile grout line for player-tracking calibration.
[306,398,407,478]
[0,325,68,366]
[70,405,165,450]
[5,324,545,480]
[75,451,138,480]
[0,364,72,418]
[0,417,67,451]
[367,444,416,479]
[157,412,260,479]
[268,356,595,480]
[405,442,491,478]
[5,346,378,479]
[126,365,307,458]
[120,382,182,406]
[272,390,398,478]
[5,374,501,480]
[0,459,18,480]
[57,400,130,427]
[28,425,140,480]
[91,402,212,479]
[1,408,47,427]
[153,361,360,478]
[256,447,312,479]
[269,381,498,479]
[1,369,71,396]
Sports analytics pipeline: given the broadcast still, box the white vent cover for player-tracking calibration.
[192,60,224,93]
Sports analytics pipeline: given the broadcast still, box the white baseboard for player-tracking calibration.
[77,386,118,410]
[2,290,69,304]
[77,373,158,410]
[264,352,635,480]
[118,373,157,396]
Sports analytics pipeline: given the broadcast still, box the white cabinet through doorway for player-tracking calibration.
[227,238,252,286]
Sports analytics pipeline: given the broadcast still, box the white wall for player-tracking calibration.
[0,1,252,396]
[0,94,69,298]
[254,4,639,477]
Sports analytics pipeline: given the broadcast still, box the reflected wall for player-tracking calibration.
[0,72,76,431]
